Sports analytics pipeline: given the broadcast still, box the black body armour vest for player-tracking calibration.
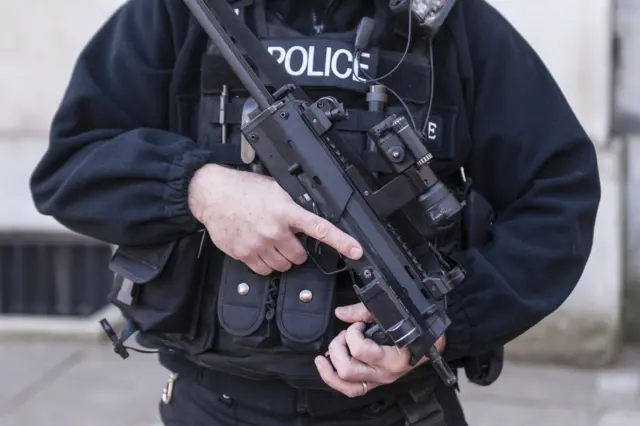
[107,1,498,392]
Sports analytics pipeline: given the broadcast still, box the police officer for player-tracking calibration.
[29,0,601,425]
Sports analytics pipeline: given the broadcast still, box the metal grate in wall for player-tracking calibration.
[0,233,114,317]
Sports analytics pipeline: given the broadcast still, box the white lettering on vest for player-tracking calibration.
[428,121,438,140]
[324,47,332,76]
[307,46,323,76]
[268,46,286,64]
[353,52,370,82]
[284,46,308,76]
[331,49,351,79]
[266,44,372,81]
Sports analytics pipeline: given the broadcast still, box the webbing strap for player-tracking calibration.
[209,143,247,166]
[206,99,384,132]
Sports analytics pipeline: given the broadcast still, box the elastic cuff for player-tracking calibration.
[165,148,217,228]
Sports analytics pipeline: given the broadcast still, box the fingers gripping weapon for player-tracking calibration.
[183,0,465,386]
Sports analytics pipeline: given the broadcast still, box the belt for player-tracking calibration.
[159,352,443,417]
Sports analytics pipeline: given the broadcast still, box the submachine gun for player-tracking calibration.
[183,0,466,387]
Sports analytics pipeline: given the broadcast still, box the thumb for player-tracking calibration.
[289,207,363,260]
[335,303,374,323]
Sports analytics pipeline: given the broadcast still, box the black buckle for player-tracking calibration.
[463,346,504,386]
[99,318,130,359]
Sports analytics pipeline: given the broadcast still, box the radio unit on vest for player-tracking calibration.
[183,0,466,387]
[389,0,456,36]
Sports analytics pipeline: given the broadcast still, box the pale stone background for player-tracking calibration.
[0,0,637,368]
[617,0,640,343]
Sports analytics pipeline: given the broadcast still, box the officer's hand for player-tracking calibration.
[188,164,363,276]
[314,303,446,398]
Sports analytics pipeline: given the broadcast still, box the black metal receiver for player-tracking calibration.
[183,0,465,386]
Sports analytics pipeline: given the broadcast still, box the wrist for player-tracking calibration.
[437,334,447,354]
[187,163,222,223]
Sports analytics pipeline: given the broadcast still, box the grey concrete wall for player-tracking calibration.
[624,136,640,342]
[616,1,640,342]
[615,0,640,134]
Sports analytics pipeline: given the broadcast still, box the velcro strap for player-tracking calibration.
[209,143,245,166]
[334,109,385,131]
[206,97,384,132]
[201,49,430,103]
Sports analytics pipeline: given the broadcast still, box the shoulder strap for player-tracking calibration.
[250,0,269,36]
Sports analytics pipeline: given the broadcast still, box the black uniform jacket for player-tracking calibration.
[30,0,601,362]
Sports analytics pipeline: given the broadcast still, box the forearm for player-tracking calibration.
[30,128,214,245]
[29,0,210,245]
[443,142,600,360]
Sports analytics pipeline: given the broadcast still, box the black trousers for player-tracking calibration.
[158,367,468,426]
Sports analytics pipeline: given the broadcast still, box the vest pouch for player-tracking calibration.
[217,257,281,349]
[276,249,340,353]
[108,232,217,355]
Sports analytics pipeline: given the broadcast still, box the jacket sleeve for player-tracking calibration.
[443,3,601,361]
[29,0,212,246]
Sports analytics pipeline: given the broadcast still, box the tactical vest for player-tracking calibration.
[107,0,497,392]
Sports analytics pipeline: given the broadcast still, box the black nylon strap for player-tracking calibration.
[158,352,444,416]
[209,143,247,165]
[206,98,383,131]
[204,0,310,102]
[251,0,269,36]
[201,50,431,103]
